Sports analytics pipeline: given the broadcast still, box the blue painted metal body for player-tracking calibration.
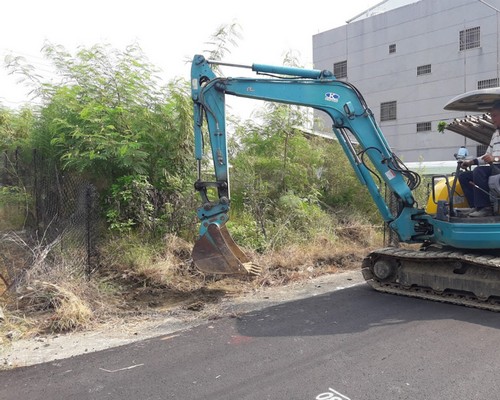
[191,54,500,250]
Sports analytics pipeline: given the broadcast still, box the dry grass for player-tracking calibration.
[253,235,377,287]
[0,220,383,341]
[0,231,111,338]
[17,281,93,332]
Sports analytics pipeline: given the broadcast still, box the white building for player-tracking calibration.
[312,0,500,162]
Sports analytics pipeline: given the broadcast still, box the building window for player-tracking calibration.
[459,26,480,51]
[417,122,432,132]
[389,44,396,54]
[478,78,499,89]
[333,60,347,78]
[380,101,397,121]
[417,64,432,76]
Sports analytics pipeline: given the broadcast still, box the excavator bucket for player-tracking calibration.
[192,224,261,275]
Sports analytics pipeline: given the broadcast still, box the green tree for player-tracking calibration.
[0,107,34,152]
[227,96,324,246]
[5,42,197,237]
[26,43,192,182]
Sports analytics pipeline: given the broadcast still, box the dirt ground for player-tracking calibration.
[0,269,365,369]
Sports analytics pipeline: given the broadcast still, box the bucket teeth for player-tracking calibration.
[241,262,262,276]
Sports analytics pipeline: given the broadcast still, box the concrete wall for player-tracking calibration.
[313,0,500,162]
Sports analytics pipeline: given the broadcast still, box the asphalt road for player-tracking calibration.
[1,282,500,400]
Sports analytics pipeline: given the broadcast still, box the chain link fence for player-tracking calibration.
[0,149,100,290]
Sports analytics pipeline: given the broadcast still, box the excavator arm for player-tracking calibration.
[190,54,433,275]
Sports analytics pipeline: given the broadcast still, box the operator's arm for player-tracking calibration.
[461,155,492,168]
[461,156,486,168]
[462,130,500,168]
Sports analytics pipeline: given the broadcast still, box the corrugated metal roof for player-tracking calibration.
[443,88,500,145]
[446,114,495,146]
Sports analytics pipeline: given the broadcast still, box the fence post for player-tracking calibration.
[85,184,92,280]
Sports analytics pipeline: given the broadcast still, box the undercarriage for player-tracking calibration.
[362,246,500,311]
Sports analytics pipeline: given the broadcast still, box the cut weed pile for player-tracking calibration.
[0,219,383,347]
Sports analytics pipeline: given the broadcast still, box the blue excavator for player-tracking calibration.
[190,54,500,311]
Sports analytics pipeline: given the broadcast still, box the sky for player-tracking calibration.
[0,0,377,117]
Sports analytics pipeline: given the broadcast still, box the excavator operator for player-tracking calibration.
[459,101,500,217]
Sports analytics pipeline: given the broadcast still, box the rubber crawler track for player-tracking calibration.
[362,247,500,312]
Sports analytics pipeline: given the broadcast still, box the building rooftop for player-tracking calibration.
[347,0,421,23]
